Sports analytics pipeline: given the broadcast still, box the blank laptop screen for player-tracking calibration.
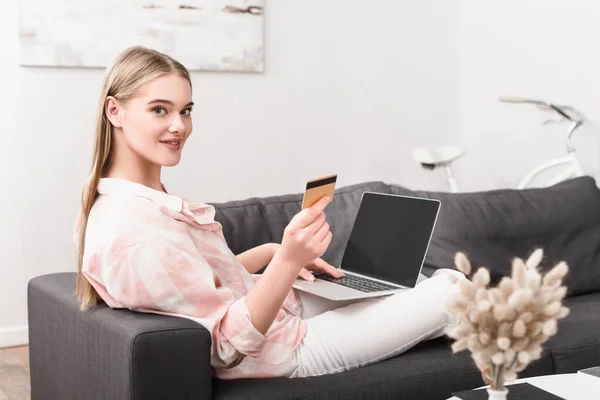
[340,192,440,288]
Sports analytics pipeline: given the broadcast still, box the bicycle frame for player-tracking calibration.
[501,99,587,190]
[414,98,589,192]
[517,151,584,189]
[445,165,459,193]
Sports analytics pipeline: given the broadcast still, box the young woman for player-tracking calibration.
[75,46,463,380]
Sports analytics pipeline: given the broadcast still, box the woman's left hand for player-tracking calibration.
[297,257,345,281]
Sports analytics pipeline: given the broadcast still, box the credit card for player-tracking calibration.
[301,174,337,209]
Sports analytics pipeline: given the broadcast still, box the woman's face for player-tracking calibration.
[109,73,194,168]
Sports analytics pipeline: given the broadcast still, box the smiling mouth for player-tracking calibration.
[160,140,182,151]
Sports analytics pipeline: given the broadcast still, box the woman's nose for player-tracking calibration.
[169,115,186,133]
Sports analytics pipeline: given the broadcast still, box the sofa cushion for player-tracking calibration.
[212,200,273,256]
[212,292,600,400]
[212,336,553,400]
[212,181,392,268]
[545,292,600,373]
[389,176,600,297]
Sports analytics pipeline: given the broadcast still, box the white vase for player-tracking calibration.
[486,388,508,400]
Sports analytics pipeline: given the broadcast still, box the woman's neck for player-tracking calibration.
[106,169,163,192]
[106,152,163,192]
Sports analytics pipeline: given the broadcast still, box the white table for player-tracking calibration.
[448,372,600,399]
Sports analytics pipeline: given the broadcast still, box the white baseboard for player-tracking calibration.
[0,325,28,348]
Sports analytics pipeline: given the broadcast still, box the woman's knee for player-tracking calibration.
[432,268,466,281]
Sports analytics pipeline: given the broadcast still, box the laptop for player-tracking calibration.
[292,191,441,301]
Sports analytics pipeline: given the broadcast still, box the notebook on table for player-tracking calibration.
[452,383,565,400]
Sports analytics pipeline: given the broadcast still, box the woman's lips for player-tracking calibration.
[160,140,181,151]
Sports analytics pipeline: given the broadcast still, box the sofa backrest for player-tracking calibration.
[389,176,600,297]
[212,176,600,297]
[211,181,391,268]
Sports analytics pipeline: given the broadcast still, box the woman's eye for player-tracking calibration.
[181,108,192,116]
[152,107,167,115]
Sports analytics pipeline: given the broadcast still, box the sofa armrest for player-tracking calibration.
[28,273,213,400]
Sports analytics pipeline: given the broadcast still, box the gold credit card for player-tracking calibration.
[301,174,338,209]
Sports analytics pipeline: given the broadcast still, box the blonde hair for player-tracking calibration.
[75,46,192,310]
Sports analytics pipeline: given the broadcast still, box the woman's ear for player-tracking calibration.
[105,96,123,128]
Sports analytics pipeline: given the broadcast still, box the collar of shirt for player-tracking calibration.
[97,177,184,212]
[96,178,220,229]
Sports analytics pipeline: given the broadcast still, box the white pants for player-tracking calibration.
[290,269,462,378]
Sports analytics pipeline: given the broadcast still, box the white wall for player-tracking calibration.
[0,0,28,348]
[458,0,600,191]
[0,0,460,347]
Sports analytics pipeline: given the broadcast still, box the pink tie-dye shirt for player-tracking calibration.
[78,178,308,379]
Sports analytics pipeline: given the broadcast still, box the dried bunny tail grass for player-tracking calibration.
[512,319,527,337]
[459,278,476,300]
[477,299,492,312]
[542,319,558,336]
[468,333,484,352]
[511,258,527,288]
[551,286,568,302]
[512,337,530,352]
[468,309,481,324]
[515,362,529,372]
[479,312,497,332]
[516,311,533,323]
[534,292,553,308]
[491,352,505,365]
[525,268,542,291]
[498,322,512,338]
[445,323,472,340]
[544,301,562,317]
[476,344,499,365]
[455,252,472,275]
[448,303,466,316]
[497,337,511,351]
[526,248,544,269]
[529,321,543,337]
[479,331,491,346]
[459,314,478,331]
[499,277,515,300]
[445,250,571,387]
[451,337,469,353]
[488,288,505,305]
[475,288,492,312]
[528,345,543,360]
[449,293,471,314]
[475,287,488,302]
[556,306,570,319]
[530,332,549,348]
[504,371,518,382]
[517,351,531,365]
[472,267,491,288]
[508,288,534,309]
[504,348,516,364]
[473,348,492,367]
[481,365,494,385]
[542,262,569,288]
[493,304,516,322]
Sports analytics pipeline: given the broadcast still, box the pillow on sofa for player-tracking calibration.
[389,176,600,297]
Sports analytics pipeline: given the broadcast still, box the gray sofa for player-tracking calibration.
[28,176,600,400]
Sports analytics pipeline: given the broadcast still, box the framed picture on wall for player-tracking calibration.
[18,0,265,72]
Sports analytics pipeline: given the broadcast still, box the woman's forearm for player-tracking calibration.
[245,251,302,334]
[235,243,279,274]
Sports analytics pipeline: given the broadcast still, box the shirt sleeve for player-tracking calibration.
[94,234,267,366]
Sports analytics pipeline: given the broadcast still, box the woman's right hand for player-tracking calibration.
[277,196,333,271]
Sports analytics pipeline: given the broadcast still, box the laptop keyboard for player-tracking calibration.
[312,273,399,293]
